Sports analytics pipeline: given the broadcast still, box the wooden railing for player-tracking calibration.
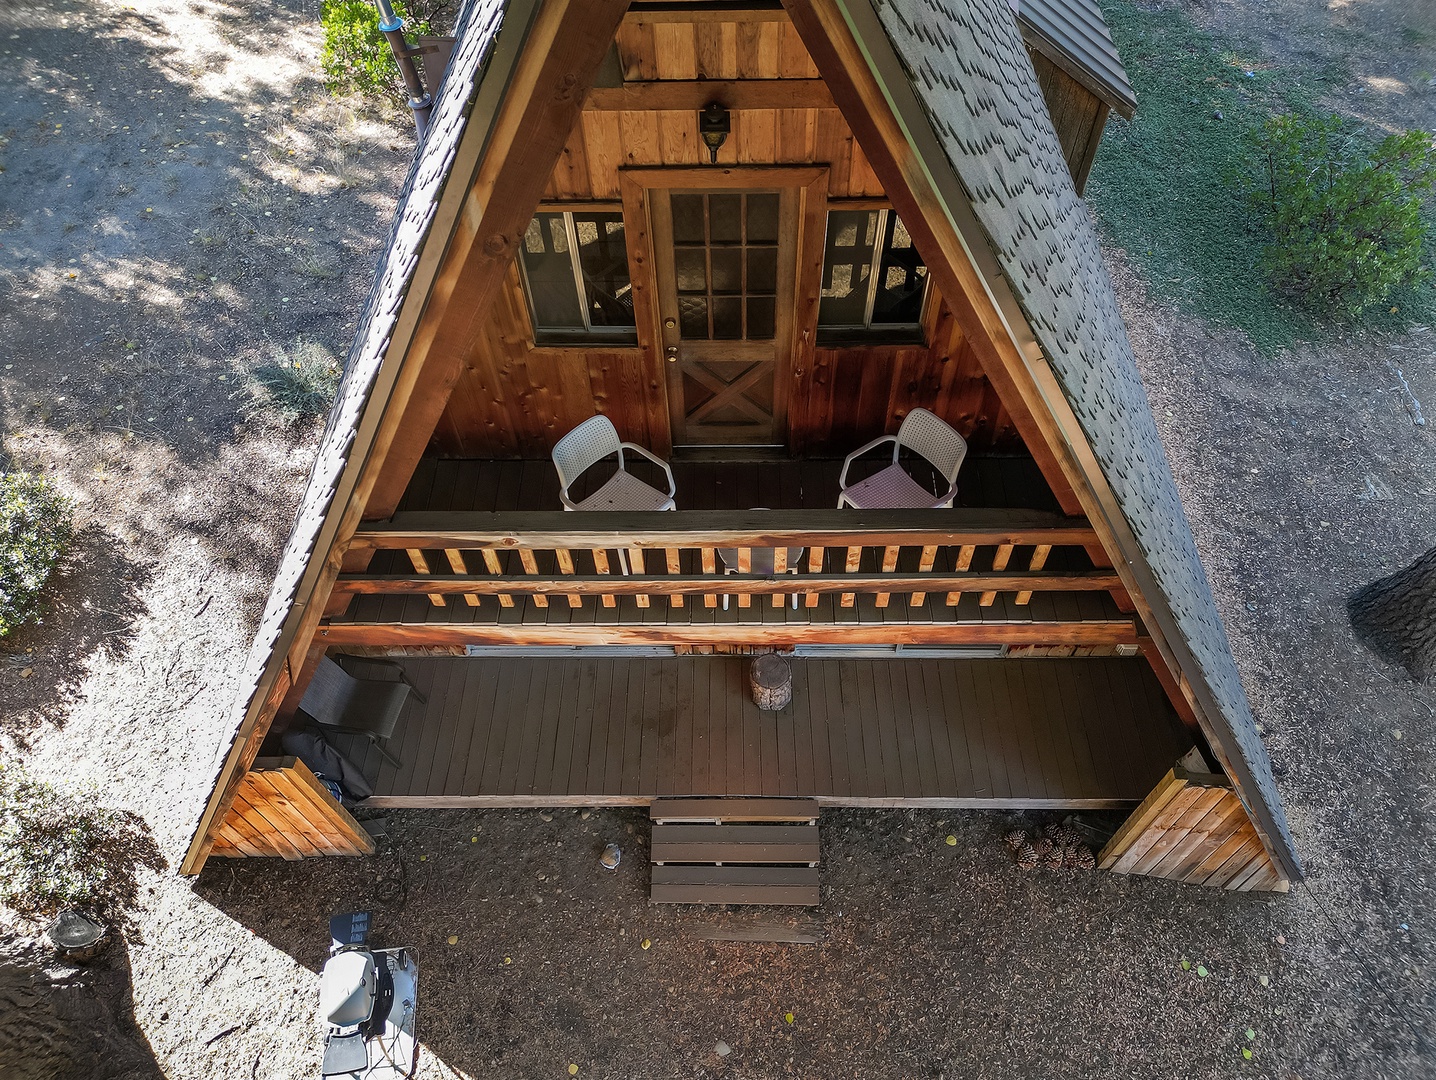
[340,509,1114,613]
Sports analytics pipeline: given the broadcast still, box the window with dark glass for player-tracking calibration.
[518,211,637,343]
[817,209,928,342]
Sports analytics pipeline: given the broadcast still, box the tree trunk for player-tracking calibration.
[1348,546,1436,683]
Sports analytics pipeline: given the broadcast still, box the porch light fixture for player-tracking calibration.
[699,102,730,164]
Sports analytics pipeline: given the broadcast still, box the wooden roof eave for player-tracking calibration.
[781,0,1299,883]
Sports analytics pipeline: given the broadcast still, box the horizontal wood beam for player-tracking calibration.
[334,570,1124,596]
[315,619,1140,647]
[625,4,788,24]
[364,794,1140,810]
[350,509,1099,551]
[586,79,834,111]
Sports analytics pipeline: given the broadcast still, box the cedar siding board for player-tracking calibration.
[867,0,1297,879]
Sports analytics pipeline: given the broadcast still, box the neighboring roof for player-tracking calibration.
[871,0,1298,878]
[182,0,508,872]
[1017,0,1137,118]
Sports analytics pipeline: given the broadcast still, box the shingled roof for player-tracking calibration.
[871,0,1298,878]
[182,0,507,872]
[1017,0,1137,118]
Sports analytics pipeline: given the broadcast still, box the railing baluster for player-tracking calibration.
[443,549,480,607]
[875,544,900,608]
[805,546,824,608]
[737,547,752,608]
[555,547,581,608]
[980,543,1015,607]
[701,546,717,608]
[666,547,683,608]
[841,544,862,608]
[630,547,649,608]
[592,548,617,608]
[946,545,977,606]
[406,548,446,607]
[910,544,938,607]
[1015,544,1051,605]
[479,548,513,608]
[772,545,787,608]
[519,549,548,608]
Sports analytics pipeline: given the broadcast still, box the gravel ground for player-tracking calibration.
[1,0,1434,1077]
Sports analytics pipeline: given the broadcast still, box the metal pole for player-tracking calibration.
[372,0,432,140]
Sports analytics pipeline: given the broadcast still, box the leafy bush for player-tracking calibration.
[320,0,432,104]
[0,472,74,638]
[245,339,342,426]
[1250,115,1436,316]
[0,766,135,917]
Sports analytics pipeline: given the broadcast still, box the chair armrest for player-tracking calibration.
[838,435,898,490]
[929,480,960,509]
[558,483,581,510]
[621,442,677,500]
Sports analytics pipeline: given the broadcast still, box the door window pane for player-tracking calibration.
[747,296,776,341]
[746,193,779,243]
[711,297,743,340]
[669,191,783,344]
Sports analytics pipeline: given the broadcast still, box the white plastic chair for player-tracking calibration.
[837,408,967,509]
[717,511,805,609]
[552,415,676,574]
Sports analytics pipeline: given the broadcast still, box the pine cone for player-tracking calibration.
[1015,841,1038,870]
[1055,824,1081,847]
[1031,837,1053,859]
[1062,843,1085,869]
[1043,845,1065,870]
[1074,846,1096,871]
[1043,822,1063,841]
[1002,829,1027,850]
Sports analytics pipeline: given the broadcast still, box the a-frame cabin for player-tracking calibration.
[183,0,1300,891]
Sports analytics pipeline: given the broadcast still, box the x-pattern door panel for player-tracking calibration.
[653,188,798,446]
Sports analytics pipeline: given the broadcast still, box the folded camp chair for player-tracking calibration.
[296,656,424,770]
[552,415,676,573]
[837,407,968,510]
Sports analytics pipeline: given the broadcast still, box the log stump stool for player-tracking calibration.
[749,654,792,712]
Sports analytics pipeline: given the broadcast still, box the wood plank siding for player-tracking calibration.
[208,757,374,860]
[321,656,1191,807]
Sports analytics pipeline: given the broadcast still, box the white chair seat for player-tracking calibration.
[839,462,946,509]
[570,468,676,512]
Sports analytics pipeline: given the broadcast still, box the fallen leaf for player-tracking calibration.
[1180,959,1191,970]
[447,935,458,945]
[568,1065,579,1076]
[1242,1048,1253,1061]
[1245,1028,1255,1041]
[19,668,34,679]
[945,835,957,846]
[784,1012,795,1025]
[1197,965,1209,978]
[1258,975,1269,987]
[1393,730,1404,740]
[1276,935,1286,945]
[641,939,651,951]
[503,956,512,965]
[471,836,479,843]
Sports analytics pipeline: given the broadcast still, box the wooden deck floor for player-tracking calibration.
[326,656,1191,808]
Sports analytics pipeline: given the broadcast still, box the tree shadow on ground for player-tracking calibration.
[0,932,164,1080]
[0,522,152,744]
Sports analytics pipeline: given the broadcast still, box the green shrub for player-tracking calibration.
[245,339,342,426]
[320,0,432,104]
[0,472,74,638]
[0,766,132,917]
[1251,115,1436,316]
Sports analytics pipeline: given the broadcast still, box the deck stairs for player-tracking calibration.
[649,798,821,906]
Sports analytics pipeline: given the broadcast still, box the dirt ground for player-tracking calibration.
[0,0,1434,1077]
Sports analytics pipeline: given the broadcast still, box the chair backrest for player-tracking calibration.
[552,415,623,492]
[896,408,967,484]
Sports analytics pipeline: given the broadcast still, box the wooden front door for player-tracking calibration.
[652,188,798,446]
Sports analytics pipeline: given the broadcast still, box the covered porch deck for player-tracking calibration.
[326,656,1192,808]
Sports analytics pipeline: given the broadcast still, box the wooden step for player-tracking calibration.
[652,823,819,865]
[650,864,821,906]
[650,797,820,824]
